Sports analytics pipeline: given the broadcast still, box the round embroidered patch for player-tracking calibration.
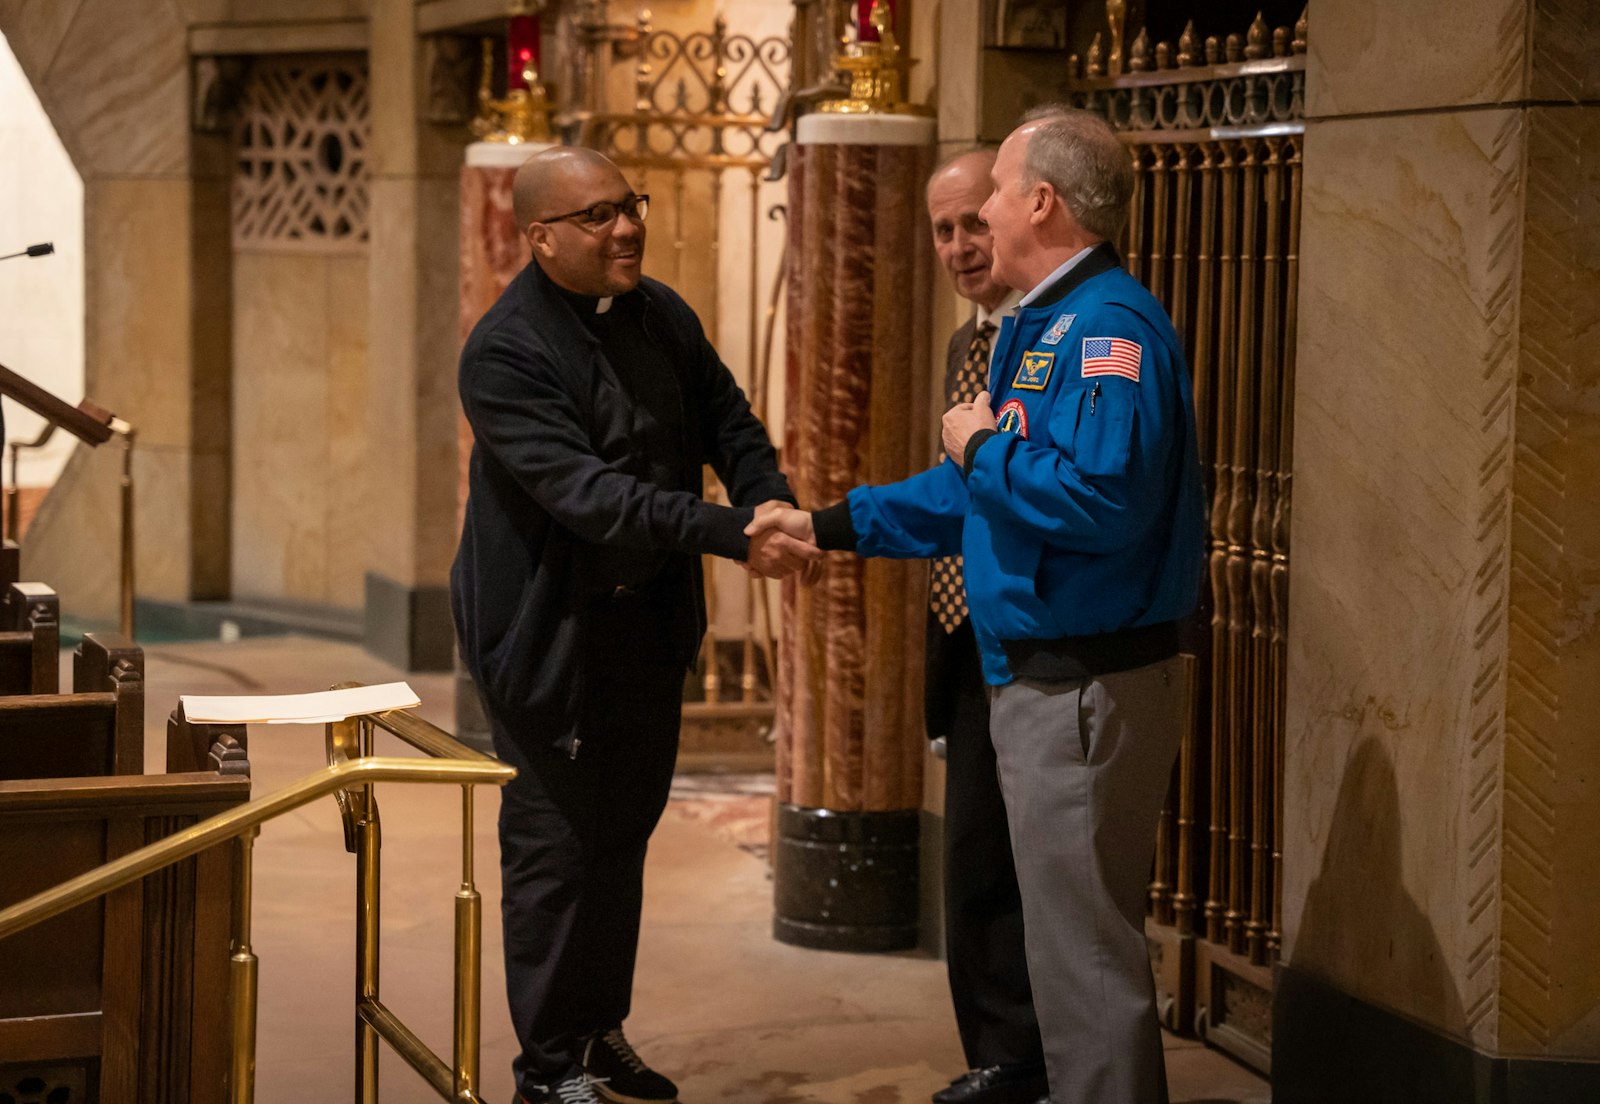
[996,398,1029,439]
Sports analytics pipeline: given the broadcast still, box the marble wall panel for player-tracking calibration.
[0,0,84,97]
[20,440,123,621]
[38,0,187,176]
[189,444,230,600]
[413,174,464,585]
[231,248,375,610]
[130,443,196,600]
[231,252,333,604]
[368,0,419,178]
[364,174,421,585]
[188,164,234,598]
[1285,107,1526,1048]
[1290,95,1600,1061]
[19,430,193,616]
[324,254,374,608]
[1305,0,1527,117]
[1307,0,1600,118]
[83,178,193,446]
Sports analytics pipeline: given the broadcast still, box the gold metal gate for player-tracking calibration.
[1066,6,1309,1073]
[565,3,791,764]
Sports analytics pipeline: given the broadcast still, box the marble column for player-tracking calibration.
[1277,2,1600,1099]
[453,139,551,744]
[773,112,936,952]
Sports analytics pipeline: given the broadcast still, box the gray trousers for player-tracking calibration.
[990,657,1184,1104]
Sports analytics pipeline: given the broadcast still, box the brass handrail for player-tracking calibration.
[0,757,509,939]
[0,707,516,1104]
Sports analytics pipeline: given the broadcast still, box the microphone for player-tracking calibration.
[0,242,54,262]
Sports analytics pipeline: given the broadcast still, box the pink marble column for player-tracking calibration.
[774,114,936,951]
[457,154,535,530]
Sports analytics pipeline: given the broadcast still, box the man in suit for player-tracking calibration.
[452,147,819,1104]
[923,149,1048,1104]
[748,109,1205,1104]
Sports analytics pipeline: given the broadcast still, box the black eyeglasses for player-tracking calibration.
[535,194,650,230]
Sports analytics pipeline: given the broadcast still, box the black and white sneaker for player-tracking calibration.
[518,1071,606,1104]
[581,1027,679,1104]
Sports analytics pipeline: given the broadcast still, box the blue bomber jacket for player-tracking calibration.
[813,245,1206,686]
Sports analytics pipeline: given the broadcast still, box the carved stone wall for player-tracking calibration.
[1280,0,1600,1088]
[232,56,370,250]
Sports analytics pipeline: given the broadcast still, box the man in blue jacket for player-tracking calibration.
[749,109,1205,1104]
[453,147,817,1104]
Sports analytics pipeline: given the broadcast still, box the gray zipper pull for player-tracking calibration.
[569,737,582,760]
[1090,381,1101,414]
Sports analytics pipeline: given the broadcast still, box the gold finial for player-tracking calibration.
[1294,6,1308,54]
[1129,27,1151,72]
[1177,20,1197,67]
[1204,35,1221,65]
[1225,32,1244,63]
[634,30,652,108]
[1156,41,1173,69]
[1106,0,1126,77]
[1273,26,1289,57]
[1067,53,1081,80]
[1245,12,1269,59]
[1086,32,1104,78]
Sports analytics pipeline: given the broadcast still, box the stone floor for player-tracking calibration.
[120,634,1270,1104]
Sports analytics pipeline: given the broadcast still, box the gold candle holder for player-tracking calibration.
[817,0,925,115]
[472,37,555,144]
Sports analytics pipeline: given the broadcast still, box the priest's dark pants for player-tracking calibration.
[489,613,684,1093]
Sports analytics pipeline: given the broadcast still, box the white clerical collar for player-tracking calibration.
[596,296,614,315]
[975,288,1024,331]
[1018,244,1099,308]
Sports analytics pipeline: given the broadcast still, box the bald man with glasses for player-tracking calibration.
[452,148,816,1104]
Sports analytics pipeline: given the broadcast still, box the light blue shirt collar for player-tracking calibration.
[1017,244,1099,309]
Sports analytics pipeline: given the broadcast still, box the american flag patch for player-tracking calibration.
[1081,337,1142,381]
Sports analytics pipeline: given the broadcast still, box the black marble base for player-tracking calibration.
[1274,964,1600,1104]
[772,804,919,953]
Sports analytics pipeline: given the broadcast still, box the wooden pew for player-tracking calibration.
[0,633,143,780]
[0,715,249,1104]
[0,581,61,696]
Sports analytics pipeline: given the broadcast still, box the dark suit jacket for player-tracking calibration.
[451,260,794,753]
[925,316,981,741]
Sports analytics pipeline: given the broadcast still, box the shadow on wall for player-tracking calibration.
[1274,737,1466,1104]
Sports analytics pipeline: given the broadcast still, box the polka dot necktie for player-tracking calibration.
[930,321,994,633]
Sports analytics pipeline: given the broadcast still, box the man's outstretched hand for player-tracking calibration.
[745,505,823,584]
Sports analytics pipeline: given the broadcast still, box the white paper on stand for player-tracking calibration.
[180,681,421,725]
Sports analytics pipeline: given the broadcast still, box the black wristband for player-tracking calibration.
[811,500,858,551]
[963,429,999,475]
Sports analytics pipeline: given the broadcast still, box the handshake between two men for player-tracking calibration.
[741,390,999,580]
